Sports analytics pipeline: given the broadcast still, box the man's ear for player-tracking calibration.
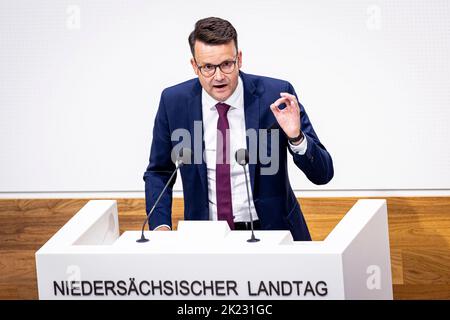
[237,50,243,69]
[190,58,199,75]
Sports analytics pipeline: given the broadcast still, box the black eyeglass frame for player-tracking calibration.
[195,54,239,77]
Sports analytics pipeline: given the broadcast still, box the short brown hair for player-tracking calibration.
[188,17,238,57]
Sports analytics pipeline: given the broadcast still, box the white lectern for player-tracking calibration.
[35,199,393,300]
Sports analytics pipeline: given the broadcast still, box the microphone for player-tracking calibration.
[235,148,260,243]
[137,148,192,243]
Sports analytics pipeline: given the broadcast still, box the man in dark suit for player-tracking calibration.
[143,17,333,241]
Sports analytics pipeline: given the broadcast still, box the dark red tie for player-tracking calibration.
[215,102,234,229]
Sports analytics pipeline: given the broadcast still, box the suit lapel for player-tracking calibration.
[188,81,209,204]
[240,71,260,196]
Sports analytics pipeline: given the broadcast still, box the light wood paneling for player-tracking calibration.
[0,197,449,299]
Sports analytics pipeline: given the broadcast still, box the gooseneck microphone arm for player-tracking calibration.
[137,164,180,243]
[235,149,260,243]
[137,148,191,243]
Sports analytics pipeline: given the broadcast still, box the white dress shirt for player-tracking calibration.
[155,75,308,229]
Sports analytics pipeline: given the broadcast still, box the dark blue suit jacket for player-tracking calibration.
[143,71,334,241]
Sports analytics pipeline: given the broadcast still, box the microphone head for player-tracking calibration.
[177,147,192,166]
[235,148,249,166]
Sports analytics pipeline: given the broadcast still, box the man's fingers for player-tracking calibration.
[271,93,301,115]
[280,92,298,103]
[280,92,299,112]
[272,97,290,109]
[270,103,281,114]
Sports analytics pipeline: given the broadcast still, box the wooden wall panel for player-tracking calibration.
[0,197,449,300]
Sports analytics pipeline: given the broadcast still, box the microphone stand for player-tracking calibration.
[137,161,182,243]
[242,164,260,243]
[235,149,260,243]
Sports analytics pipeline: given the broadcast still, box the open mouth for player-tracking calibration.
[213,84,227,89]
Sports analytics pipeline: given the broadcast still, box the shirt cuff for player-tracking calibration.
[154,224,171,231]
[288,134,308,155]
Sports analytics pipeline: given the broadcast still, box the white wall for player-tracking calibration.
[1,0,449,197]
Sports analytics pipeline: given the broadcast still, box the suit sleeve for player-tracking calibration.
[285,82,334,185]
[143,90,176,229]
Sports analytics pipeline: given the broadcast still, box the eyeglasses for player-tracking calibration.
[195,56,238,77]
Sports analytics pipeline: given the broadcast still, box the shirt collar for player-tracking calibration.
[202,75,244,111]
